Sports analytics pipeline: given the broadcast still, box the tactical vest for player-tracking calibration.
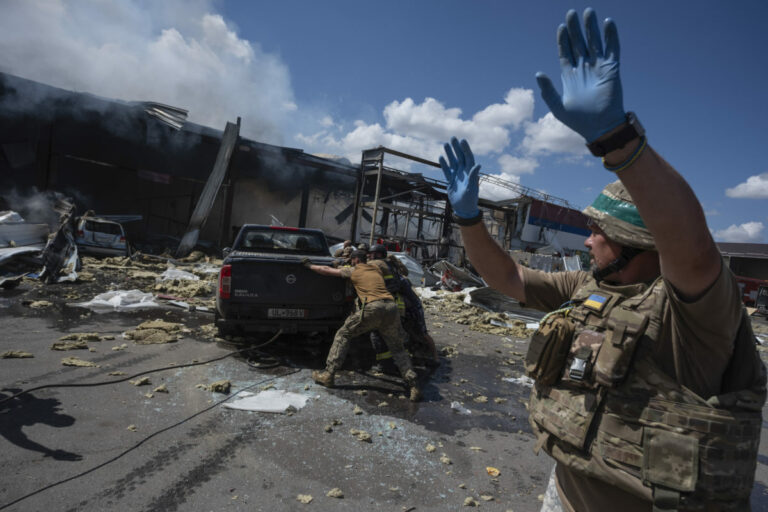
[525,275,766,511]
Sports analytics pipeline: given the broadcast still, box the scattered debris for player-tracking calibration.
[126,424,137,432]
[324,425,333,433]
[429,260,485,290]
[28,300,53,308]
[153,384,168,393]
[440,454,452,465]
[124,319,187,344]
[469,446,484,452]
[108,371,127,376]
[130,377,151,386]
[326,488,344,499]
[224,390,309,413]
[349,429,372,443]
[61,356,99,367]
[426,444,436,453]
[1,350,33,358]
[377,401,388,408]
[60,333,104,341]
[480,495,494,501]
[353,405,363,415]
[450,401,472,415]
[51,341,88,351]
[459,483,467,489]
[296,494,313,504]
[463,497,478,507]
[388,422,396,429]
[474,395,488,403]
[112,344,128,351]
[486,467,500,477]
[209,380,231,394]
[441,346,459,358]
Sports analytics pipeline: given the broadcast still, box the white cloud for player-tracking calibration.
[725,174,768,199]
[298,90,537,166]
[380,89,534,156]
[0,0,295,143]
[498,154,538,175]
[479,172,523,202]
[521,113,586,156]
[712,222,764,243]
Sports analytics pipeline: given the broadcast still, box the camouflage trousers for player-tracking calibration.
[325,299,415,382]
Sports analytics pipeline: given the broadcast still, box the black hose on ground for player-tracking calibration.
[0,329,284,406]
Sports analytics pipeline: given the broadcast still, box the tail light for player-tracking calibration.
[219,265,232,299]
[119,236,126,243]
[77,230,84,238]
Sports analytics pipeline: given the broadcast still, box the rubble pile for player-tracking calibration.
[421,289,535,338]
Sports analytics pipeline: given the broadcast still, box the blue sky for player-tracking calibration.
[2,0,767,242]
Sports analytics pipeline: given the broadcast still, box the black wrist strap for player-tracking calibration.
[453,211,483,226]
[586,112,644,157]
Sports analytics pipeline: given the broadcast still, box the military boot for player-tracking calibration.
[408,385,423,402]
[312,370,335,387]
[404,369,422,402]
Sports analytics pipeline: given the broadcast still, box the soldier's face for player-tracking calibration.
[584,224,622,272]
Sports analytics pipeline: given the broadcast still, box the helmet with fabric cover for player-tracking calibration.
[582,180,655,251]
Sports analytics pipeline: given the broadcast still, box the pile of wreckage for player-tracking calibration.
[0,196,80,288]
[0,196,221,313]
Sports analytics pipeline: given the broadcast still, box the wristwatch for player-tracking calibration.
[586,112,645,157]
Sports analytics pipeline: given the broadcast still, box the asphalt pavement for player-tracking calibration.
[2,276,768,511]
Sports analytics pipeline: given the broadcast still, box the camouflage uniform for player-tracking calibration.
[326,299,414,380]
[522,181,765,511]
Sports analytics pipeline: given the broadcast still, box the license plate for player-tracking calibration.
[267,308,306,319]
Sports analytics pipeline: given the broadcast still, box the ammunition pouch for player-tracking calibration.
[525,309,574,387]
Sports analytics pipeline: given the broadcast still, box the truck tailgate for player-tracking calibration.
[230,259,347,306]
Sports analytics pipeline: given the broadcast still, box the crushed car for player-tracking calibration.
[74,214,129,257]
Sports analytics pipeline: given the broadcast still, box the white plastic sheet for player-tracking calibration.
[159,268,199,281]
[503,375,534,388]
[224,389,309,413]
[69,289,161,312]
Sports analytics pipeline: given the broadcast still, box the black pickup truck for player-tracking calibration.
[215,224,353,336]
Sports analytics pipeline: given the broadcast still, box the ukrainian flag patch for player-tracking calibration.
[583,293,609,312]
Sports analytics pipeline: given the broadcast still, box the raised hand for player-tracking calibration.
[439,137,481,219]
[535,8,626,143]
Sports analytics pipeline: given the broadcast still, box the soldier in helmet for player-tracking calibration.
[367,244,438,372]
[303,249,422,401]
[438,8,764,511]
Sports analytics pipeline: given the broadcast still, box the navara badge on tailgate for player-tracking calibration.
[286,274,296,284]
[583,293,609,312]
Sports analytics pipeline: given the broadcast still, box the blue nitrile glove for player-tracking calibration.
[439,137,481,219]
[535,8,626,143]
